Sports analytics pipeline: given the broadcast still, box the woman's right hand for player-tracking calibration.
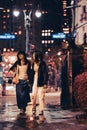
[8,70,13,74]
[8,70,15,77]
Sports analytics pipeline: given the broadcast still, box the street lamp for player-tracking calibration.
[23,10,32,54]
[13,9,20,17]
[13,8,42,54]
[35,10,42,18]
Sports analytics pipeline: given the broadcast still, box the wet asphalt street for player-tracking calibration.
[0,92,87,130]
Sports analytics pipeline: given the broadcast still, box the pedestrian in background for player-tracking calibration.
[48,64,56,91]
[31,51,48,121]
[9,51,33,116]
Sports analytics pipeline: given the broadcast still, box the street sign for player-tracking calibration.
[52,33,66,39]
[0,33,16,40]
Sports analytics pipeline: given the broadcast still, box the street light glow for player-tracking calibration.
[13,10,20,17]
[35,10,42,18]
[71,0,74,5]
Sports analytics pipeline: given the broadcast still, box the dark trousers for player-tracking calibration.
[16,80,30,109]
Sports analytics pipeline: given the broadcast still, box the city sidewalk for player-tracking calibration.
[0,92,87,130]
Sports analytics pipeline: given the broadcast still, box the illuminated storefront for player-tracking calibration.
[1,50,17,96]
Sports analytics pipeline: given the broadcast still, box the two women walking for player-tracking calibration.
[9,51,48,121]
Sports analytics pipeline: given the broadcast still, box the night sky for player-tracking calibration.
[0,0,24,8]
[0,0,71,15]
[0,0,63,9]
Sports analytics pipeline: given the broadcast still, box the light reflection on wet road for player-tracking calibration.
[0,93,87,130]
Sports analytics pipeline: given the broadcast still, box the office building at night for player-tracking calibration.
[0,0,72,53]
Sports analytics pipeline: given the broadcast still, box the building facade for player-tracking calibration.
[33,0,63,53]
[75,0,87,45]
[62,0,72,35]
[0,0,34,52]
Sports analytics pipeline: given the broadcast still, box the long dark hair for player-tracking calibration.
[34,51,43,63]
[17,51,28,65]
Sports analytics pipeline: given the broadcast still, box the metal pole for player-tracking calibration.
[71,0,75,40]
[25,23,29,54]
[23,10,30,54]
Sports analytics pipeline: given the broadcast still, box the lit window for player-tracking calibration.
[3,21,6,24]
[42,40,45,44]
[18,31,22,35]
[3,10,6,13]
[3,15,6,18]
[64,13,66,16]
[42,33,44,36]
[48,40,50,43]
[7,9,10,12]
[3,48,7,52]
[3,25,6,29]
[19,26,22,29]
[51,40,54,43]
[48,33,51,36]
[48,48,51,52]
[45,40,47,43]
[45,30,47,32]
[7,15,10,18]
[64,22,67,25]
[14,32,17,35]
[42,30,44,32]
[48,30,51,32]
[44,33,47,36]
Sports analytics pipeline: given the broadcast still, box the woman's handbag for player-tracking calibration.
[12,75,19,84]
[12,65,19,84]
